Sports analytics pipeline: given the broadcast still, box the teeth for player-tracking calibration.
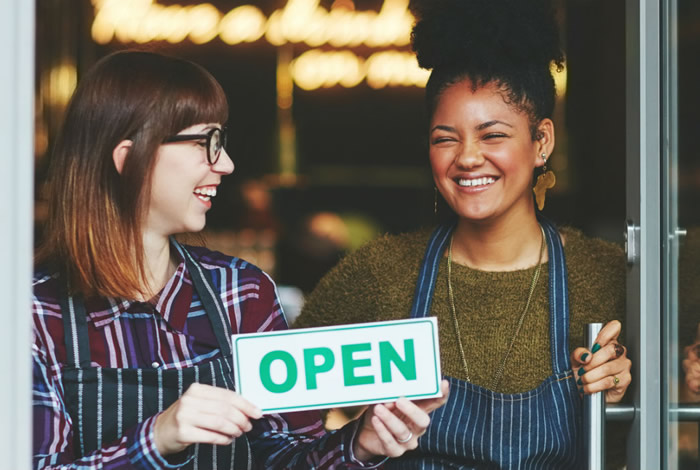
[457,177,495,187]
[194,187,217,197]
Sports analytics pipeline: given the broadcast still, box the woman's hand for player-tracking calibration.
[353,380,449,461]
[682,324,700,394]
[153,382,262,456]
[570,320,631,403]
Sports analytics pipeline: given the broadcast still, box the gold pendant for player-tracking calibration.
[533,170,556,211]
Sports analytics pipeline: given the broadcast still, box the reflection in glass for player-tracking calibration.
[668,0,700,467]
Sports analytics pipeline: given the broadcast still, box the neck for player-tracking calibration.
[450,212,545,271]
[139,231,175,301]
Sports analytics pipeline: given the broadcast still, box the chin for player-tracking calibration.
[451,204,498,222]
[183,219,207,234]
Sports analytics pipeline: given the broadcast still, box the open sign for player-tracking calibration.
[231,318,442,413]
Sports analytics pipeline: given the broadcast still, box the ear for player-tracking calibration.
[534,119,555,168]
[112,140,132,175]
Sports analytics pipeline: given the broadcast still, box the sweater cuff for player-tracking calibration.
[345,418,390,469]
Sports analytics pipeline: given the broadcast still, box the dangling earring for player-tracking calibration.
[533,153,556,211]
[434,187,438,215]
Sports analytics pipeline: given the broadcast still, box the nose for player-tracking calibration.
[212,148,234,175]
[454,141,485,169]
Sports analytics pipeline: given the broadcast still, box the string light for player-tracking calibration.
[91,0,413,48]
[89,0,426,89]
[291,50,428,90]
[219,5,266,45]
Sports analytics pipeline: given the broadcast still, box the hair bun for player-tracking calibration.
[411,0,564,72]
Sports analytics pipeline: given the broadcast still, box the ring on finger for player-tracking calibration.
[397,431,413,444]
[614,343,625,358]
[613,376,620,388]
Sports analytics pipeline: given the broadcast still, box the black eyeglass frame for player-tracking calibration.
[163,127,227,165]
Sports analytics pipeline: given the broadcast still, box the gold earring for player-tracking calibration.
[533,153,556,211]
[434,187,438,215]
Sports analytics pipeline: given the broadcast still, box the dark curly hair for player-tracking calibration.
[411,0,565,139]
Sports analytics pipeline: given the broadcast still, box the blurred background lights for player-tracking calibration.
[553,62,568,98]
[291,50,427,90]
[90,0,424,90]
[187,4,221,44]
[91,0,414,49]
[219,6,266,45]
[47,63,77,107]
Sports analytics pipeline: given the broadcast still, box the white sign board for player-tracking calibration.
[231,318,442,414]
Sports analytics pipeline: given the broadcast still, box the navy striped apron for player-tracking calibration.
[59,247,252,469]
[389,216,581,469]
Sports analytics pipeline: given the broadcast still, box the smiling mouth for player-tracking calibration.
[193,186,217,202]
[456,177,497,188]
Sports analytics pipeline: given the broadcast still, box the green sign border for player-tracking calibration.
[232,318,440,412]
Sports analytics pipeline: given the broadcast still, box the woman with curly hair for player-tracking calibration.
[295,0,632,467]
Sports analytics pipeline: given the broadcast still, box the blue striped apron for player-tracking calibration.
[389,216,581,469]
[59,247,251,469]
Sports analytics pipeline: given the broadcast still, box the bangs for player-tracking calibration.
[166,67,229,133]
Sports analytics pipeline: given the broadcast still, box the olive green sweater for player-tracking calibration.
[295,226,626,395]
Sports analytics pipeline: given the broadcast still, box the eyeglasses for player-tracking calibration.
[163,127,227,165]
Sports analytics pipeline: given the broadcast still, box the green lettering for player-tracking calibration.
[341,343,374,386]
[380,339,417,383]
[303,347,335,390]
[259,350,297,393]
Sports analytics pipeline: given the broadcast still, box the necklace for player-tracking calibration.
[446,224,546,390]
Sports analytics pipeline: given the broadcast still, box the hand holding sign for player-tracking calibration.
[354,380,450,460]
[153,383,262,456]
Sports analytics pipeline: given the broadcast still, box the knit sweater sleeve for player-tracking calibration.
[563,227,627,351]
[294,231,427,329]
[294,238,384,329]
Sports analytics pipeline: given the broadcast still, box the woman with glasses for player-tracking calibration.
[32,50,447,470]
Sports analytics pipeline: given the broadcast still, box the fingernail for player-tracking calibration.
[581,353,589,362]
[592,343,601,353]
[578,367,586,376]
[577,378,582,386]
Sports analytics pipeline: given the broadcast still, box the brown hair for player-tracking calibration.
[36,50,228,298]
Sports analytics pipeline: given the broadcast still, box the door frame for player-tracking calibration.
[0,0,36,467]
[625,0,663,468]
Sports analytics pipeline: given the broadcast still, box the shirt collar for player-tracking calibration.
[86,240,192,330]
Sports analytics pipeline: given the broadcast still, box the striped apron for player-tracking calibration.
[59,248,252,469]
[389,216,581,469]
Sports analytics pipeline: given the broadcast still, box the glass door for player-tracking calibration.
[662,0,700,468]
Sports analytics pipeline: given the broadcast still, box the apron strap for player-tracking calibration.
[60,244,235,366]
[409,216,572,374]
[409,222,456,319]
[59,283,93,369]
[538,214,571,374]
[180,244,234,357]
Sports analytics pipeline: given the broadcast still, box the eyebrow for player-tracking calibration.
[476,120,514,131]
[431,120,514,134]
[430,125,457,133]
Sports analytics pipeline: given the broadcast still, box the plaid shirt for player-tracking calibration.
[32,243,382,469]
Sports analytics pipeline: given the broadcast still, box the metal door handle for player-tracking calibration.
[585,323,605,470]
[625,221,641,266]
